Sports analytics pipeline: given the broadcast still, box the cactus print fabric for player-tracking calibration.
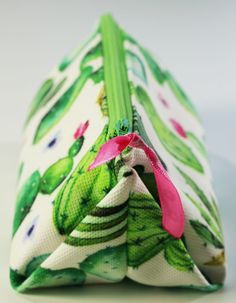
[10,15,225,292]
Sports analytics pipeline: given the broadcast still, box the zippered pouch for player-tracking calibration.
[10,14,226,292]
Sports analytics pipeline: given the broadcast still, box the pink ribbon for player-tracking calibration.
[88,133,184,239]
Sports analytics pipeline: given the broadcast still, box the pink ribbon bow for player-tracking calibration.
[88,133,184,239]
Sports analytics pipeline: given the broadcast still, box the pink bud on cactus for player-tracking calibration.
[74,120,89,139]
[170,118,187,138]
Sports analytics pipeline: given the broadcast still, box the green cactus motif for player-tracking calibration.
[40,122,88,194]
[10,266,86,291]
[123,31,199,119]
[122,32,165,84]
[186,131,208,158]
[54,164,116,236]
[80,42,103,70]
[75,124,109,173]
[78,201,128,233]
[125,49,147,84]
[143,52,199,119]
[164,240,194,272]
[134,85,204,173]
[68,137,84,157]
[10,269,26,290]
[33,66,94,144]
[176,166,221,227]
[127,192,171,267]
[25,267,86,290]
[185,193,223,242]
[13,171,41,236]
[164,71,199,119]
[190,220,224,249]
[177,166,224,249]
[25,254,50,277]
[25,79,53,125]
[26,78,68,127]
[127,193,195,272]
[53,125,117,235]
[139,47,166,84]
[90,66,104,84]
[80,244,126,282]
[40,157,73,194]
[65,199,128,246]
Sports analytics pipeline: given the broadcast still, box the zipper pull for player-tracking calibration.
[88,133,185,239]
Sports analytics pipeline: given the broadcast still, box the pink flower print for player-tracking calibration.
[170,118,187,139]
[74,120,89,139]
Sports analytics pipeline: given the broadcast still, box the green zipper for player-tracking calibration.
[100,14,133,135]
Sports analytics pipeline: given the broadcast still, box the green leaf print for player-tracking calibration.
[24,267,86,290]
[25,79,53,125]
[25,254,50,277]
[58,28,98,72]
[127,192,171,267]
[33,66,93,144]
[123,31,199,119]
[13,171,41,236]
[41,77,67,105]
[190,220,224,249]
[186,131,208,158]
[139,47,166,84]
[40,157,74,194]
[134,85,203,173]
[185,193,223,242]
[164,240,194,272]
[80,42,103,70]
[176,166,221,228]
[164,71,199,118]
[25,78,67,127]
[126,49,147,84]
[80,244,126,282]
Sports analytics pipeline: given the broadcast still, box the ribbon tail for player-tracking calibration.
[129,134,185,239]
[154,172,185,239]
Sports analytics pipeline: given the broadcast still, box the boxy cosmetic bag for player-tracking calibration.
[10,14,226,292]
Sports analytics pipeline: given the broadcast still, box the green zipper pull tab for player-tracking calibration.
[100,14,133,137]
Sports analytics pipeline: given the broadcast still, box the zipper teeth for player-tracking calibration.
[100,15,133,135]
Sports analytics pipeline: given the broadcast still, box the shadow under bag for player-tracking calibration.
[10,14,226,292]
